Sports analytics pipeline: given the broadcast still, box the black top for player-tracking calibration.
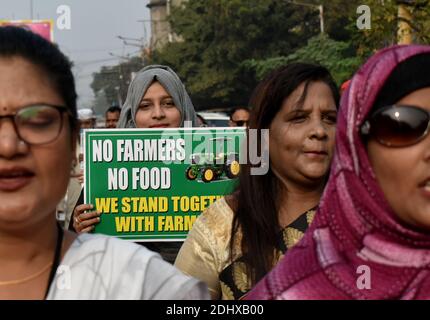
[218,208,316,300]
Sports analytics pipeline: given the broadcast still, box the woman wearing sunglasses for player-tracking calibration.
[0,26,208,299]
[247,45,430,300]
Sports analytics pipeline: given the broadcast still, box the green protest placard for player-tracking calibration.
[84,127,245,241]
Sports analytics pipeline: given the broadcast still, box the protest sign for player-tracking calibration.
[84,127,245,241]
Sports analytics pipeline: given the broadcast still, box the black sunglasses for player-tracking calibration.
[361,104,430,147]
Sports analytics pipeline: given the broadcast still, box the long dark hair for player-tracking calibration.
[229,63,339,285]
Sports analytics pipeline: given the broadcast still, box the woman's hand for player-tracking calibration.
[73,203,101,233]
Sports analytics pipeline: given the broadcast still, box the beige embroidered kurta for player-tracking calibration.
[175,197,316,299]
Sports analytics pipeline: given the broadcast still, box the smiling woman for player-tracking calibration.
[70,64,199,264]
[117,64,198,129]
[135,81,182,128]
[0,26,209,300]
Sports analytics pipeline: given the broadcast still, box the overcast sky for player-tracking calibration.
[0,0,151,108]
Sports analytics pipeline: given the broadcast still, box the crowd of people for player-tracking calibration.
[0,26,429,300]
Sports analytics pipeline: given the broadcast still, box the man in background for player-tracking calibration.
[229,107,250,127]
[105,106,121,128]
[61,108,96,228]
[78,108,96,129]
[59,108,96,229]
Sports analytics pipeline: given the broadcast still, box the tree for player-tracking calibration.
[350,0,430,58]
[243,34,363,85]
[310,1,430,57]
[91,56,144,108]
[92,91,110,116]
[246,1,430,85]
[299,0,362,42]
[151,0,321,109]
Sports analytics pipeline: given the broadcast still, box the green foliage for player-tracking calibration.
[243,34,363,85]
[412,1,430,43]
[351,0,399,57]
[151,0,321,108]
[90,0,430,111]
[92,91,110,116]
[351,0,430,58]
[306,0,363,41]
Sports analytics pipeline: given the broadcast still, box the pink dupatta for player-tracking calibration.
[247,45,430,300]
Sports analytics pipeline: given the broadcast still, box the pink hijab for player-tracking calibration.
[247,45,430,300]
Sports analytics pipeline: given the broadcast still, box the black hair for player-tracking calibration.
[106,106,121,114]
[0,26,78,131]
[230,63,339,285]
[229,106,250,120]
[196,113,207,126]
[373,53,430,112]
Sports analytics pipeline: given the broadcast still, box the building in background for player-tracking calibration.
[146,0,183,50]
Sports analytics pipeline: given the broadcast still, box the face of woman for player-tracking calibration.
[0,56,75,229]
[269,81,337,188]
[135,81,182,128]
[367,87,430,230]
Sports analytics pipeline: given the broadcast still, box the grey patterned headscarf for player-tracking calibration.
[117,65,197,128]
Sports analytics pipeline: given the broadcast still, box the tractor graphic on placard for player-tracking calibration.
[185,138,241,183]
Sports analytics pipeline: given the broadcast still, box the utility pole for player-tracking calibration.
[166,0,173,42]
[286,1,324,33]
[397,1,413,44]
[117,35,145,58]
[30,0,34,19]
[137,19,154,62]
[109,52,128,105]
[319,5,324,34]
